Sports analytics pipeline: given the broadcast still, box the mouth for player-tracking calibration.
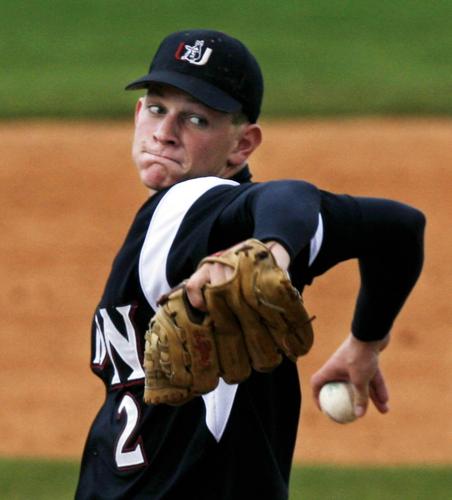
[142,150,181,166]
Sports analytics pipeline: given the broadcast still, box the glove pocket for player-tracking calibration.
[143,311,193,405]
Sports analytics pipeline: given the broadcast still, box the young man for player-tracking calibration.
[75,30,425,499]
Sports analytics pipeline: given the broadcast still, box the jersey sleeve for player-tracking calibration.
[216,179,321,257]
[166,179,321,286]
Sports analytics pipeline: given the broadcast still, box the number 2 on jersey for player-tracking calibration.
[115,393,147,469]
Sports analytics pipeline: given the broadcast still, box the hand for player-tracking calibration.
[185,240,290,311]
[311,333,390,418]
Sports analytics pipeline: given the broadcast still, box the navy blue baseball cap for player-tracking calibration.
[125,29,263,123]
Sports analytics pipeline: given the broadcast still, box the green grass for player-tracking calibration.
[0,458,79,500]
[0,458,451,499]
[1,0,452,118]
[290,465,452,499]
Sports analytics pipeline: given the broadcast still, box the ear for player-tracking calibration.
[134,97,145,124]
[227,123,262,169]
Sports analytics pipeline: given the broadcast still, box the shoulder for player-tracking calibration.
[147,177,239,221]
[163,176,239,199]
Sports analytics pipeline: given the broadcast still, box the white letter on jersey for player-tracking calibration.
[92,316,107,366]
[99,306,145,385]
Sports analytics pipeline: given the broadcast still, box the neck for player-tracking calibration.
[230,165,252,184]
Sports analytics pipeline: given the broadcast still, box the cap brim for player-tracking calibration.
[125,70,242,114]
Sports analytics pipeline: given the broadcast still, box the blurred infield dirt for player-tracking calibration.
[0,119,450,464]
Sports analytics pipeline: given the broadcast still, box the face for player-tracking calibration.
[132,85,258,190]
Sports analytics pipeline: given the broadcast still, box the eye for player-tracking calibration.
[188,114,208,128]
[147,104,165,115]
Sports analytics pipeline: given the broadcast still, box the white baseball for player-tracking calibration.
[319,381,357,424]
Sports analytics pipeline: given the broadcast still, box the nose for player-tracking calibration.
[153,114,179,145]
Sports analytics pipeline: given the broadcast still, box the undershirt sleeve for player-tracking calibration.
[350,197,425,340]
[308,193,426,341]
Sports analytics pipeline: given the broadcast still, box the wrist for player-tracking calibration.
[348,332,390,353]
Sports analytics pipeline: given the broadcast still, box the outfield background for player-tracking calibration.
[1,1,451,498]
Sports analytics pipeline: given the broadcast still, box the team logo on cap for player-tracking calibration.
[175,40,212,66]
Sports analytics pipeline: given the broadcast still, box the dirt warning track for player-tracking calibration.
[0,119,450,464]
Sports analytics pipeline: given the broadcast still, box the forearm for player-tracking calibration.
[351,197,426,341]
[311,196,425,417]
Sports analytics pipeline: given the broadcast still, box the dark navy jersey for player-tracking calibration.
[76,173,425,500]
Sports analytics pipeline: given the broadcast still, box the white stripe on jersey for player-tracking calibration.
[201,379,238,442]
[138,176,239,442]
[139,176,238,311]
[309,214,323,266]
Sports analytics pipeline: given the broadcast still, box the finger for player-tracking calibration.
[209,262,234,285]
[350,379,370,418]
[369,369,390,414]
[310,372,324,409]
[265,241,290,270]
[186,260,235,310]
[185,266,212,311]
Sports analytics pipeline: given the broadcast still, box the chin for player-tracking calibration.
[141,177,165,191]
[137,165,163,189]
[140,172,176,191]
[139,162,185,190]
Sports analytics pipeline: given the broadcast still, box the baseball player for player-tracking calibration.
[75,30,425,499]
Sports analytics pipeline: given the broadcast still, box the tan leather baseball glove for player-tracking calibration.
[143,239,314,405]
